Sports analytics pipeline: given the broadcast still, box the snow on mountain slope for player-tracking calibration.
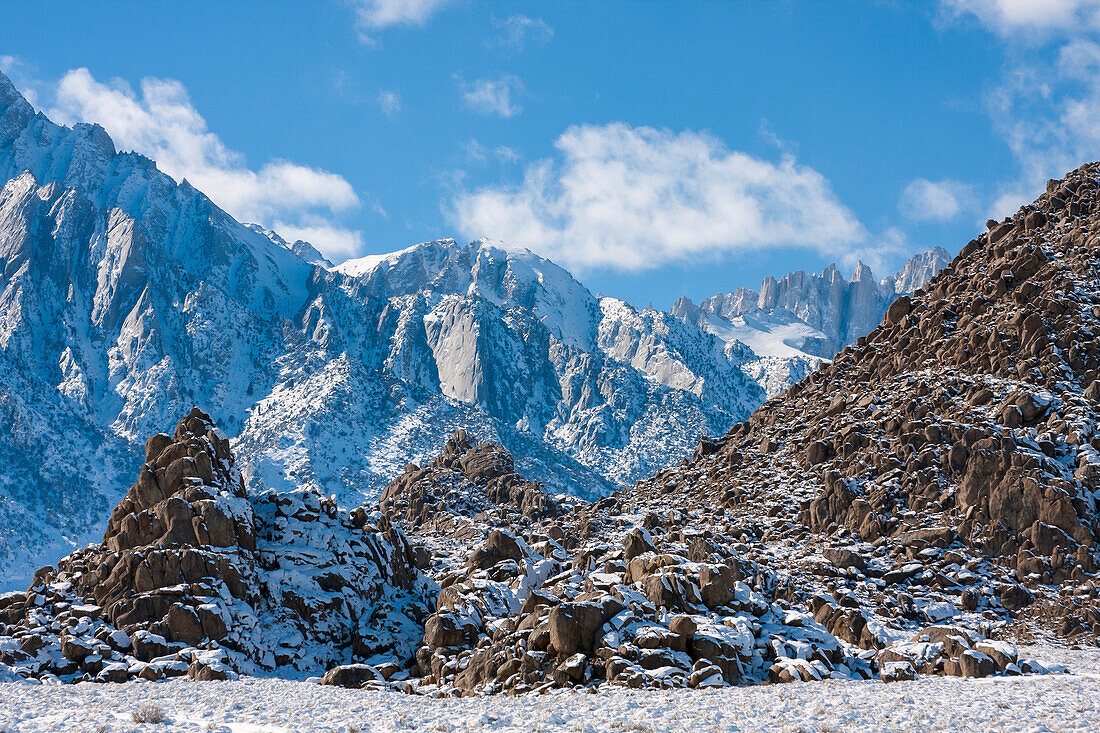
[671,247,950,396]
[237,236,760,503]
[0,73,321,587]
[0,72,764,588]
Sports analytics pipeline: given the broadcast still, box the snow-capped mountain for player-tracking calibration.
[671,247,950,396]
[0,72,764,587]
[0,71,947,588]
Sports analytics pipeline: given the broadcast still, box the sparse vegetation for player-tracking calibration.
[131,703,168,724]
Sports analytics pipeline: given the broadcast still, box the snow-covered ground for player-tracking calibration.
[1,646,1097,732]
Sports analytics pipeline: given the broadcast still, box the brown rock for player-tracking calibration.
[319,664,381,688]
[548,602,604,656]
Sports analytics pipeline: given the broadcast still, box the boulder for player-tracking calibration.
[823,547,866,570]
[879,660,917,683]
[959,650,996,678]
[320,664,382,689]
[548,602,604,656]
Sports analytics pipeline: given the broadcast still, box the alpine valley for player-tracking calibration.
[0,72,945,588]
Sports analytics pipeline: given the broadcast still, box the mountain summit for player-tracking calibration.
[671,247,952,396]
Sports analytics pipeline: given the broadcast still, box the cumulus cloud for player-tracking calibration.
[353,0,451,44]
[377,89,401,118]
[449,123,866,272]
[899,178,974,221]
[941,0,1100,38]
[46,68,367,260]
[491,15,554,51]
[459,75,523,118]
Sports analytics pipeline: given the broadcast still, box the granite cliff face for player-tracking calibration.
[671,248,950,397]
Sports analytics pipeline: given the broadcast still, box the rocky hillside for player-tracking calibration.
[627,163,1100,644]
[386,165,1100,694]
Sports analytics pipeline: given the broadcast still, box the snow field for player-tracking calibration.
[1,645,1097,732]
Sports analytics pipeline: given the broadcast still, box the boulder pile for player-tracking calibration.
[388,163,1100,693]
[0,409,434,683]
[380,430,560,535]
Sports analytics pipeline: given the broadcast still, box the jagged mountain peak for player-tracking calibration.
[885,245,951,294]
[0,71,33,119]
[668,249,950,397]
[246,223,333,268]
[851,260,873,282]
[0,70,772,588]
[335,235,601,350]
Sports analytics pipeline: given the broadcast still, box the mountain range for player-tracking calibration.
[0,71,944,588]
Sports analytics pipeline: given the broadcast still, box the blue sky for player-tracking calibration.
[2,0,1097,307]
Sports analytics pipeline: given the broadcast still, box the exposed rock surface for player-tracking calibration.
[377,165,1100,694]
[379,430,561,534]
[630,163,1100,652]
[0,409,434,683]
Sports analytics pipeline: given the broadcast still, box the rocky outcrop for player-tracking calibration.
[633,163,1100,652]
[373,162,1098,694]
[413,516,875,694]
[0,409,434,683]
[380,431,560,534]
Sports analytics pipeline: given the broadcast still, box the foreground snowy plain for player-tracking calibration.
[1,645,1097,732]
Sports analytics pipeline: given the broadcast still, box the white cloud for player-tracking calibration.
[377,89,401,118]
[47,68,366,261]
[493,145,520,163]
[491,15,553,51]
[941,0,1100,38]
[899,178,973,221]
[938,1,1100,219]
[463,139,521,164]
[449,123,866,272]
[459,75,523,118]
[354,0,450,27]
[273,220,365,261]
[353,0,451,44]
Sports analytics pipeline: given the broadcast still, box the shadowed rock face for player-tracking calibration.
[0,408,435,683]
